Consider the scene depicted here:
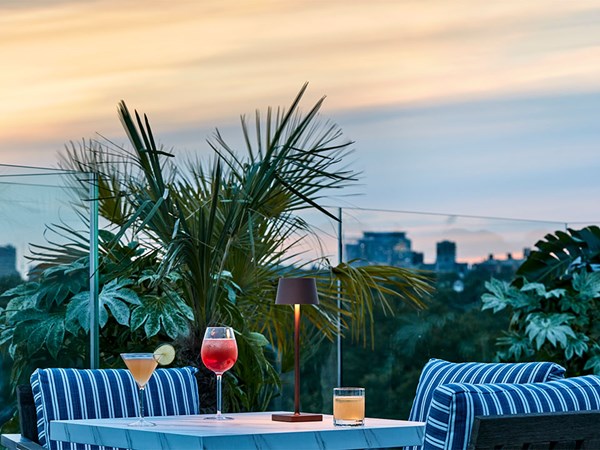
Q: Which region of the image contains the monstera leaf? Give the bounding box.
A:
[66,278,141,333]
[517,226,600,284]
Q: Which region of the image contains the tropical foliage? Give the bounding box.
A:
[0,85,433,425]
[481,226,600,375]
[0,275,24,430]
[0,247,190,379]
[341,268,511,419]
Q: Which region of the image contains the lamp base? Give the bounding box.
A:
[272,413,323,422]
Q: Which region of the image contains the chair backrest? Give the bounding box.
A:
[408,359,565,425]
[468,410,600,450]
[30,367,199,450]
[423,375,600,450]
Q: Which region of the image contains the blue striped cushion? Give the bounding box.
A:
[423,375,600,450]
[145,367,200,417]
[407,359,565,450]
[409,359,565,423]
[31,367,199,450]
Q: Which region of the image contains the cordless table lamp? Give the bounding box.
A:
[272,278,323,422]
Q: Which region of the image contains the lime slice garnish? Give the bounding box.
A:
[154,343,176,366]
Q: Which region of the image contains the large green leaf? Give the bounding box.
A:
[0,283,39,299]
[517,226,600,283]
[525,313,576,349]
[497,332,535,361]
[130,293,192,339]
[565,333,589,360]
[572,272,600,300]
[584,354,600,374]
[66,279,141,332]
[3,293,38,321]
[12,311,65,359]
[521,282,565,299]
[481,279,513,313]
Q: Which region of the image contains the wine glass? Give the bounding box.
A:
[201,326,238,420]
[121,353,159,426]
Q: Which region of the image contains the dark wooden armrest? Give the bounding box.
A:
[468,410,600,450]
[16,384,39,444]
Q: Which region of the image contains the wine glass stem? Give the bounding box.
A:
[139,386,146,421]
[216,374,223,418]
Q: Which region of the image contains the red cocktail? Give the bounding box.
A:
[201,326,238,420]
[201,338,238,374]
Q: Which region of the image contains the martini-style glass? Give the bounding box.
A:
[121,353,159,426]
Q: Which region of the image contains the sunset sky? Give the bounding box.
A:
[2,0,600,233]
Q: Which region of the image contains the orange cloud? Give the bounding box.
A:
[2,0,600,153]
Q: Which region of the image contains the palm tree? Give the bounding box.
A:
[54,84,433,411]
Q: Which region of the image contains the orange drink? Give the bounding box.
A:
[121,353,159,427]
[333,387,365,426]
[123,356,158,388]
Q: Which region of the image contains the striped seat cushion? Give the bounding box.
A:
[407,359,565,449]
[31,367,199,450]
[423,375,600,450]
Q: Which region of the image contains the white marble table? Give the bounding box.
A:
[49,411,425,450]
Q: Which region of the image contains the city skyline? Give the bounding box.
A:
[0,221,537,279]
[2,1,600,225]
[344,229,527,269]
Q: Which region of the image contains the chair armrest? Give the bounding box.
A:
[1,434,44,450]
[468,410,600,450]
[16,384,39,444]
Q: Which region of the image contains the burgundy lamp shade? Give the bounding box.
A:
[275,278,319,306]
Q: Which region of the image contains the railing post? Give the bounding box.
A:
[337,207,343,387]
[89,171,99,369]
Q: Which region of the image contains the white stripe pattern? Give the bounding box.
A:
[408,359,565,450]
[424,374,600,450]
[31,367,199,450]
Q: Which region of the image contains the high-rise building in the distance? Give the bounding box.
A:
[0,245,18,276]
[436,240,456,272]
[345,231,423,268]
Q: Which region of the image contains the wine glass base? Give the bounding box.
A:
[127,418,156,427]
[204,415,233,420]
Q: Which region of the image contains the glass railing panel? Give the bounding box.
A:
[0,165,93,430]
[0,167,90,279]
[339,208,582,419]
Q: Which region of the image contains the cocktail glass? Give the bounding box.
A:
[121,353,159,427]
[201,326,238,420]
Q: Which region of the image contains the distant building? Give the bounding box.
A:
[436,240,456,272]
[411,251,424,266]
[346,231,417,267]
[434,240,469,273]
[472,252,523,276]
[0,245,18,276]
[346,231,526,276]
